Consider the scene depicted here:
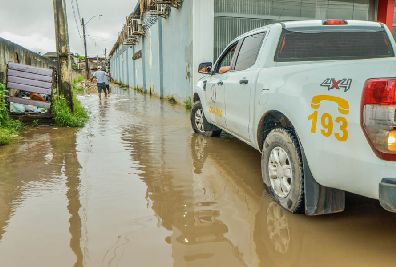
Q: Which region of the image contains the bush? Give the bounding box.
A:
[73,83,85,95]
[184,97,192,110]
[52,95,88,127]
[0,83,22,145]
[0,83,8,124]
[0,122,21,145]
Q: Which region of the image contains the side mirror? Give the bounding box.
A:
[198,62,212,74]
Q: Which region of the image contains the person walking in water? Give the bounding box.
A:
[104,70,111,95]
[91,66,109,99]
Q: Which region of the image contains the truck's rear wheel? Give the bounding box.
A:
[191,101,221,137]
[262,128,304,213]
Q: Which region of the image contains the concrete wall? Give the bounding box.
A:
[192,0,215,90]
[0,37,56,82]
[144,23,161,96]
[161,0,194,101]
[110,0,214,102]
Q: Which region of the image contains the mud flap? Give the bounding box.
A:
[379,178,396,213]
[301,150,345,216]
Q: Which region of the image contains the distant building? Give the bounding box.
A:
[42,52,58,62]
[43,52,78,67]
[88,57,106,70]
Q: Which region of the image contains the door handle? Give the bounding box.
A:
[239,79,249,85]
[217,81,224,86]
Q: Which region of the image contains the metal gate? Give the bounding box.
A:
[214,0,375,59]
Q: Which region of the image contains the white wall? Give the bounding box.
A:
[192,0,215,90]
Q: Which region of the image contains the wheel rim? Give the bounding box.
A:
[268,147,293,198]
[195,108,205,133]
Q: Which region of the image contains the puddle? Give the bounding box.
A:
[0,87,395,267]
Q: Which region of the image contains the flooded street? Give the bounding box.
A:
[0,87,396,267]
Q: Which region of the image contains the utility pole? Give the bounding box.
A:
[53,0,74,111]
[81,18,90,79]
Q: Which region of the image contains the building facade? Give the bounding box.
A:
[109,0,396,103]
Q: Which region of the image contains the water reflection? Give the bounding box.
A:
[0,128,83,266]
[190,134,396,267]
[122,121,249,266]
[60,131,84,267]
[0,91,396,266]
[124,113,396,267]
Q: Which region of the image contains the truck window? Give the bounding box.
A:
[215,42,238,74]
[275,30,394,62]
[234,32,266,71]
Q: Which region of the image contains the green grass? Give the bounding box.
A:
[184,97,192,110]
[73,75,86,95]
[52,94,88,127]
[0,83,22,145]
[133,86,145,94]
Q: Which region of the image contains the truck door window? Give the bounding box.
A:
[234,32,266,71]
[215,42,238,74]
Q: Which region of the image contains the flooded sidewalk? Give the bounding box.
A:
[0,87,396,267]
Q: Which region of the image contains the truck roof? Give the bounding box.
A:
[282,20,382,29]
[238,20,383,38]
[226,20,386,51]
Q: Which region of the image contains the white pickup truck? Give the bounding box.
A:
[191,20,396,215]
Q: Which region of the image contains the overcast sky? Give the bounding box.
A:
[0,0,137,57]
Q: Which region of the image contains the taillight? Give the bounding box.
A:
[323,19,348,25]
[361,78,396,161]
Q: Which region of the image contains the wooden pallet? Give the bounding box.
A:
[5,63,55,120]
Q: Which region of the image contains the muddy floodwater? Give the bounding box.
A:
[0,87,396,267]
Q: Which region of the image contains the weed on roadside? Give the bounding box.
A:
[0,83,22,145]
[134,86,145,94]
[73,75,85,84]
[52,95,88,127]
[73,75,86,95]
[184,97,192,110]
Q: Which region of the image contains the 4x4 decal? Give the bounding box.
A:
[321,78,352,92]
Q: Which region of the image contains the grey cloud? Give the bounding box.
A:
[0,0,136,56]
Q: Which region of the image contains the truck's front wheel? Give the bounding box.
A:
[262,128,304,213]
[191,101,221,137]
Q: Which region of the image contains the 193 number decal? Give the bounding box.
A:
[308,95,350,142]
[308,111,348,141]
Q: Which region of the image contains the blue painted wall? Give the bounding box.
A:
[110,1,194,102]
[143,22,161,96]
[160,0,193,101]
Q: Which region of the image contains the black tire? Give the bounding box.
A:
[261,128,304,213]
[191,101,222,137]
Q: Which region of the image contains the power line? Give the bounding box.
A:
[70,0,82,39]
[74,0,82,22]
